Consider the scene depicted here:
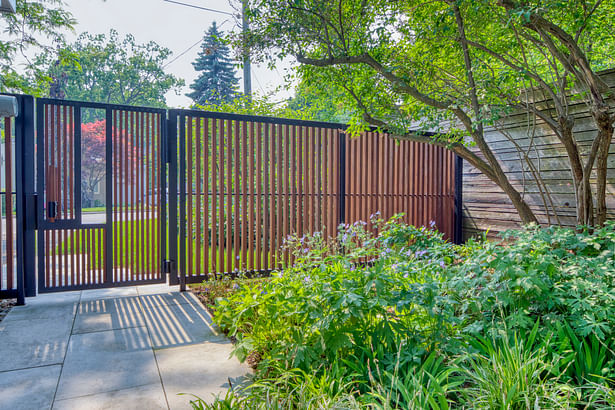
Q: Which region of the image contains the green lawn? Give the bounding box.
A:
[57,218,272,274]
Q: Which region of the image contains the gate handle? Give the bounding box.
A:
[47,201,57,220]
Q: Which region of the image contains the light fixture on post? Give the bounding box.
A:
[0,0,16,14]
[0,95,18,118]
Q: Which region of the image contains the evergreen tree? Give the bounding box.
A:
[188,22,239,105]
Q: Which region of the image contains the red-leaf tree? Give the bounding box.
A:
[81,121,135,207]
[81,121,106,207]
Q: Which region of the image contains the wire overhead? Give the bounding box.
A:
[162,0,235,16]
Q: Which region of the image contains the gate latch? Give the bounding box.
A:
[163,260,174,274]
[47,201,57,219]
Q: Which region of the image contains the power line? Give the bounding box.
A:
[162,0,234,16]
[163,18,231,69]
[163,38,203,69]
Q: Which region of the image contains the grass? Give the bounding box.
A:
[56,218,272,274]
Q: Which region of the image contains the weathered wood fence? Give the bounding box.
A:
[462,68,615,238]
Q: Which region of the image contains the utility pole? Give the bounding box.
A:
[242,0,252,99]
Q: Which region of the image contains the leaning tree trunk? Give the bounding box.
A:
[588,103,614,226]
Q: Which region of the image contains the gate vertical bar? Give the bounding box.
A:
[168,111,179,286]
[104,108,113,283]
[160,112,168,281]
[179,114,187,289]
[454,155,463,244]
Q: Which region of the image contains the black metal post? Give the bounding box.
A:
[160,113,168,280]
[104,108,113,284]
[338,132,346,227]
[36,99,46,293]
[18,95,36,299]
[178,114,186,291]
[454,155,463,244]
[167,110,180,288]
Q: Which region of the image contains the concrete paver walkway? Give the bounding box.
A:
[0,284,250,410]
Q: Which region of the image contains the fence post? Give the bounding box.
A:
[104,108,113,284]
[454,155,463,244]
[338,132,346,228]
[167,110,179,288]
[14,95,36,301]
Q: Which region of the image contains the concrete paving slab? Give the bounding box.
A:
[0,317,73,372]
[73,297,145,334]
[155,341,250,409]
[55,327,160,400]
[52,383,168,410]
[141,298,224,349]
[0,364,62,410]
[139,291,200,308]
[23,291,81,306]
[80,287,138,302]
[4,302,78,322]
[137,284,180,295]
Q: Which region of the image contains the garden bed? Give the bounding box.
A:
[192,216,615,408]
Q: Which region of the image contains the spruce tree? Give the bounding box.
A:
[187,22,239,105]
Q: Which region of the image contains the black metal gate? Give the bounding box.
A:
[36,99,167,292]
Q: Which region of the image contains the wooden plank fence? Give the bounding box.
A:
[462,68,615,238]
[174,112,458,282]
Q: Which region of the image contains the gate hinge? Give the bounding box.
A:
[163,260,174,274]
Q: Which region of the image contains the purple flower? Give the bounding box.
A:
[429,220,436,228]
[232,283,240,290]
[261,290,267,295]
[415,250,428,258]
[303,276,311,283]
[439,261,446,269]
[403,273,409,279]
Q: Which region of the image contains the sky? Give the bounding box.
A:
[62,0,295,107]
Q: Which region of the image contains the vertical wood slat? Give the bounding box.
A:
[195,117,201,277]
[154,113,160,277]
[113,110,118,282]
[203,119,209,275]
[187,116,193,278]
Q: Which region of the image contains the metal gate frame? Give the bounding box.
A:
[167,108,464,291]
[3,94,463,300]
[36,98,168,292]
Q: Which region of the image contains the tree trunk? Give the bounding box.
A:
[593,106,614,226]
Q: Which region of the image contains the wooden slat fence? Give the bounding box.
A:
[175,112,458,282]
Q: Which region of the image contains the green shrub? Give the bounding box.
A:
[201,218,615,408]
